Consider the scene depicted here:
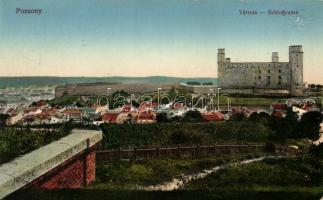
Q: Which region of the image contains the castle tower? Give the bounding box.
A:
[217,49,225,64]
[217,49,225,87]
[289,45,304,96]
[272,52,279,62]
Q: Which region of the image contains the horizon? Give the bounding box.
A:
[0,0,323,84]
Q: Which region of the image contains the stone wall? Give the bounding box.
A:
[55,82,177,98]
[218,62,291,89]
[0,130,102,199]
[26,146,96,189]
[178,83,217,94]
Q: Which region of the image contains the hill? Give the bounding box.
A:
[0,76,217,88]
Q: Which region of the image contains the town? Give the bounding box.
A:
[0,85,321,126]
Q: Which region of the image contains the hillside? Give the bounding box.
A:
[0,76,217,88]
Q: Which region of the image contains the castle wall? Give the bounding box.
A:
[218,62,291,89]
[55,83,177,98]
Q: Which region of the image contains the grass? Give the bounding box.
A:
[91,153,264,190]
[6,155,322,200]
[6,189,322,200]
[184,156,323,198]
[219,96,287,106]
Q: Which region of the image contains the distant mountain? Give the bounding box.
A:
[0,76,217,88]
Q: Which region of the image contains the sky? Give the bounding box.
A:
[0,0,323,84]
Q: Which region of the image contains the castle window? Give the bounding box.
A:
[258,76,261,80]
[258,70,261,73]
[278,69,281,73]
[267,80,271,85]
[278,81,282,85]
[268,70,270,73]
[278,75,282,79]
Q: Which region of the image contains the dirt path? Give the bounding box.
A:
[144,156,284,191]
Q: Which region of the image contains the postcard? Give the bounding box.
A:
[0,0,322,199]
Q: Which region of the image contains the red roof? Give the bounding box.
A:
[101,113,119,123]
[271,103,287,110]
[138,111,156,120]
[202,112,224,121]
[139,102,158,109]
[64,109,82,116]
[122,104,131,112]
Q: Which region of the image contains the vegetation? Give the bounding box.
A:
[47,95,79,107]
[186,81,201,85]
[0,114,10,126]
[100,122,270,148]
[184,154,323,199]
[308,84,323,92]
[0,125,71,164]
[250,110,323,142]
[100,110,322,148]
[92,154,261,190]
[0,76,216,88]
[7,189,321,200]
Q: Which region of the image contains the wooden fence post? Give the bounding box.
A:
[133,148,137,160]
[156,147,160,159]
[177,145,181,158]
[118,147,122,160]
[196,144,200,158]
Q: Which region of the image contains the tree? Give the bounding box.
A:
[309,143,323,158]
[248,112,271,125]
[0,114,10,126]
[186,81,201,86]
[230,113,246,121]
[156,112,170,123]
[182,110,205,122]
[168,86,177,100]
[298,111,323,141]
[308,84,316,89]
[269,109,299,141]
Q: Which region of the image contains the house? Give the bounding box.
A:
[139,102,158,111]
[202,111,224,122]
[137,110,156,123]
[122,104,137,112]
[101,112,119,123]
[271,103,287,111]
[62,108,83,122]
[116,112,138,123]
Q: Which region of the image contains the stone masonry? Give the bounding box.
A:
[217,45,305,96]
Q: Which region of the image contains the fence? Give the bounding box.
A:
[96,144,265,162]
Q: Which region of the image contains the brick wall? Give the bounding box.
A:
[26,146,97,189]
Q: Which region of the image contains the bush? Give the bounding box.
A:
[297,111,323,140]
[0,126,71,164]
[100,122,270,148]
[309,143,323,158]
[264,142,276,153]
